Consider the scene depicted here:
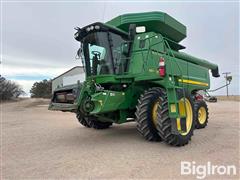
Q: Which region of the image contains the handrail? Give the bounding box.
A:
[163,38,188,120]
[140,35,182,117]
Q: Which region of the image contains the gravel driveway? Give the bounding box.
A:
[2,98,239,179]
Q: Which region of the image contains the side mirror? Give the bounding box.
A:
[76,47,83,59]
[128,24,136,40]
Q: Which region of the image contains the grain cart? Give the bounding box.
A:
[49,12,219,146]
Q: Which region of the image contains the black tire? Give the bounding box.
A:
[156,90,195,146]
[87,116,113,129]
[194,100,209,129]
[76,112,91,128]
[135,87,163,141]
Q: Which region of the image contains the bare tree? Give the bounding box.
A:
[0,76,25,101]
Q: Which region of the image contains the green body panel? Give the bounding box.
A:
[107,11,186,42]
[90,90,127,114]
[169,50,218,70]
[49,11,219,124]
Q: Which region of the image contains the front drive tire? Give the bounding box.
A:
[156,91,195,146]
[135,87,163,141]
[76,112,112,129]
[87,117,113,129]
[76,112,91,128]
[194,100,209,129]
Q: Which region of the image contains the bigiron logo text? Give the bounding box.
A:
[181,161,237,179]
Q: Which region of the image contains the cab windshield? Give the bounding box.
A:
[82,31,128,76]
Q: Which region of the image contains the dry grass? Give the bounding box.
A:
[216,95,240,101]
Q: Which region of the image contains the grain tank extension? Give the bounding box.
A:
[49,12,219,146]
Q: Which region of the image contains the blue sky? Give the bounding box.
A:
[1,1,239,96]
[6,75,50,81]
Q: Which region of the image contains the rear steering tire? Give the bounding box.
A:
[194,100,209,129]
[156,90,195,146]
[135,87,163,141]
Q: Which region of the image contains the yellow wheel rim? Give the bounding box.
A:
[198,107,207,124]
[152,101,159,127]
[176,98,193,136]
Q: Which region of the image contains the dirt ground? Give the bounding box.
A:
[1,98,239,179]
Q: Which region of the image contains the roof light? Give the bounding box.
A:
[86,27,91,32]
[136,26,146,33]
[95,25,100,30]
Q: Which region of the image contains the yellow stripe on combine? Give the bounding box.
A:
[178,79,209,87]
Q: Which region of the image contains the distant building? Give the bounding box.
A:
[52,66,85,92]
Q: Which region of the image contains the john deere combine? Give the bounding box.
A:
[49,12,219,146]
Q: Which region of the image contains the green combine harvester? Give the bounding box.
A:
[49,12,219,146]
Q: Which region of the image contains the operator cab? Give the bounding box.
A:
[74,22,131,77]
